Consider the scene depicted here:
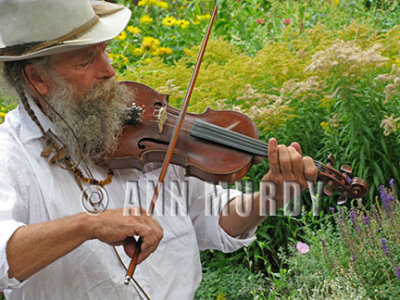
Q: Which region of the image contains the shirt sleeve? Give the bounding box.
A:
[0,136,30,289]
[183,170,256,252]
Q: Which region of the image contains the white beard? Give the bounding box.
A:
[46,75,132,162]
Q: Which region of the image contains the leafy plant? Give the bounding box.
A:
[272,180,400,299]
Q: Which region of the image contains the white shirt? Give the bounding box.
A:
[0,101,255,300]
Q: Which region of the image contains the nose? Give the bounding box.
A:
[96,50,115,80]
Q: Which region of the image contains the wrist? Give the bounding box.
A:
[76,213,96,241]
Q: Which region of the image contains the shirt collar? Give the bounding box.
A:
[19,94,55,143]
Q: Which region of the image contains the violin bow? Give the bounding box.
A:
[124,5,219,285]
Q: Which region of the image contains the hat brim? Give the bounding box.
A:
[0,6,131,62]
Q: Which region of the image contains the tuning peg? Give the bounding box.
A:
[337,195,348,205]
[324,184,333,196]
[327,154,335,166]
[350,178,369,198]
[340,165,352,175]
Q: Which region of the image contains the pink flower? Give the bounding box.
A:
[296,241,310,254]
[237,0,242,2]
[283,18,291,25]
[256,19,264,24]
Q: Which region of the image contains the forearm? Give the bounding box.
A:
[6,213,91,281]
[219,192,266,238]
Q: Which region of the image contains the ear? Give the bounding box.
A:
[23,64,50,95]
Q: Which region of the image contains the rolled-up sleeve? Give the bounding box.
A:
[186,174,256,252]
[0,220,25,289]
[0,141,29,289]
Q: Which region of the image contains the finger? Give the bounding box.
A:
[290,142,302,155]
[268,138,280,174]
[278,145,292,177]
[137,236,160,264]
[288,146,303,178]
[303,156,318,182]
[123,237,137,258]
[128,207,147,217]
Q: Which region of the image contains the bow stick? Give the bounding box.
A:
[124,5,219,285]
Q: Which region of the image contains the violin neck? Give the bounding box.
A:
[190,120,325,173]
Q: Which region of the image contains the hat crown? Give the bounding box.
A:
[0,0,95,48]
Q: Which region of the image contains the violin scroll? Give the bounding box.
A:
[318,154,369,204]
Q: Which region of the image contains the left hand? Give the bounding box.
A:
[262,138,318,204]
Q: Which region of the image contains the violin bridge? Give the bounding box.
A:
[157,106,168,133]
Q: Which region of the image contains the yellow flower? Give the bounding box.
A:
[197,14,211,21]
[140,15,153,24]
[144,58,153,64]
[157,47,173,55]
[216,294,226,300]
[131,48,144,56]
[127,26,141,35]
[178,19,189,29]
[191,19,200,25]
[320,121,328,131]
[138,0,154,6]
[162,16,178,27]
[116,30,127,41]
[183,48,194,56]
[121,54,129,65]
[141,36,161,51]
[156,1,168,9]
[332,0,339,6]
[138,0,167,8]
[0,112,6,118]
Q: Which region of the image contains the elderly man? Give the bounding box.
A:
[0,0,317,299]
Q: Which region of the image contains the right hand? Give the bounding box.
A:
[88,207,163,264]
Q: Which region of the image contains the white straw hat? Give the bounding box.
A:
[0,0,131,62]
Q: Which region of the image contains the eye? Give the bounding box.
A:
[79,57,94,67]
[80,61,90,67]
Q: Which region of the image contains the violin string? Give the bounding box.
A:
[137,107,329,174]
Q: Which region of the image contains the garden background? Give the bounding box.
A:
[1,0,400,299]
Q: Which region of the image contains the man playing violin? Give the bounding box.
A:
[0,0,317,299]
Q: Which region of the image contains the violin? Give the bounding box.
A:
[98,81,369,202]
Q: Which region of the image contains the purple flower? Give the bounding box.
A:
[349,208,360,233]
[362,215,370,225]
[380,185,394,210]
[395,266,400,282]
[389,178,394,189]
[329,207,336,213]
[380,238,390,256]
[296,241,310,254]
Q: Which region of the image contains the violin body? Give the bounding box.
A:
[99,81,260,182]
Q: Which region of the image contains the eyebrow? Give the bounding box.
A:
[77,47,98,62]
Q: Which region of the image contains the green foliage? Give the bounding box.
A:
[0,88,17,124]
[271,181,400,299]
[194,251,268,299]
